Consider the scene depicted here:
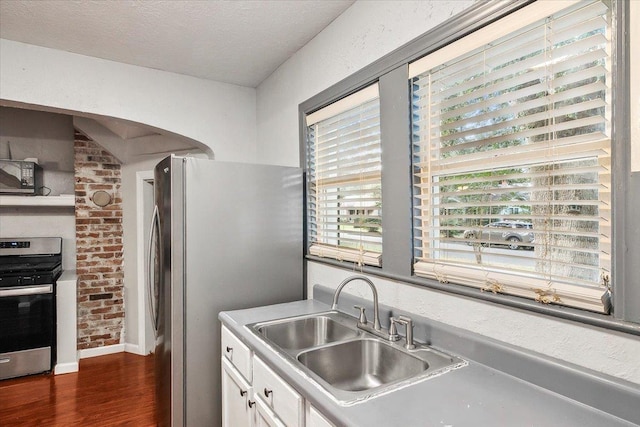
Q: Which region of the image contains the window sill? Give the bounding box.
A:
[306,255,640,337]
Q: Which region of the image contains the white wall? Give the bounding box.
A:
[0,207,76,270]
[0,39,257,163]
[256,0,473,167]
[256,0,640,384]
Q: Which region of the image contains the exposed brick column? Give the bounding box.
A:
[74,130,124,350]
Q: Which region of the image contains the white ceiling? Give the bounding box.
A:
[0,0,355,88]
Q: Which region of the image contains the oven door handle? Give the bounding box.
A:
[147,204,160,337]
[0,285,53,297]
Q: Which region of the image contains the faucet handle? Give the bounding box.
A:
[388,317,400,341]
[353,305,368,325]
[395,315,416,349]
[398,315,413,325]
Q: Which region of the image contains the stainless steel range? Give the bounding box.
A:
[0,237,62,380]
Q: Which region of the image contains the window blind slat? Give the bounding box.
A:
[421,45,607,111]
[415,161,607,187]
[433,80,607,137]
[413,261,609,313]
[316,132,380,155]
[316,163,381,177]
[312,172,380,188]
[416,138,608,175]
[317,115,380,144]
[309,244,382,267]
[427,82,549,126]
[425,30,607,103]
[317,101,380,128]
[316,145,381,165]
[408,0,584,78]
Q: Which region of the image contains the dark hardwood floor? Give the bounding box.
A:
[0,352,157,426]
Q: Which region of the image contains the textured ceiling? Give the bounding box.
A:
[0,0,354,88]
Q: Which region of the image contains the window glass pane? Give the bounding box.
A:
[411,0,612,312]
[307,85,383,267]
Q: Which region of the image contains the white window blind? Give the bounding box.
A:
[410,0,612,313]
[306,83,382,267]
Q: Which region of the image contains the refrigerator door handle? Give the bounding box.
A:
[147,203,160,337]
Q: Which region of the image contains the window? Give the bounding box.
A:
[306,83,383,267]
[410,1,612,313]
[302,0,637,328]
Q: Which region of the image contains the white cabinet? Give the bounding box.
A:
[221,325,334,427]
[222,358,254,427]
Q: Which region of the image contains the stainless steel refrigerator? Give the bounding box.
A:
[148,155,303,426]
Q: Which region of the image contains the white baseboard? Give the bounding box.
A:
[77,343,149,359]
[54,361,79,375]
[78,344,125,359]
[124,343,145,355]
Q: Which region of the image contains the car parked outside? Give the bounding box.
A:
[463,220,534,250]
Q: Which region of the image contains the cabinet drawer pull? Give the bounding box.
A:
[264,388,273,398]
[248,400,255,408]
[226,346,232,353]
[239,390,247,397]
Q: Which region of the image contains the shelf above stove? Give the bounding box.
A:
[0,195,75,207]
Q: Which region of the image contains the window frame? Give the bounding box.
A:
[305,83,384,267]
[409,0,614,314]
[299,0,638,334]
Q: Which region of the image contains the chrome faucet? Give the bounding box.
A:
[331,276,419,347]
[331,275,383,335]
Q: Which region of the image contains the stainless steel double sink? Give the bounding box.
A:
[248,311,465,402]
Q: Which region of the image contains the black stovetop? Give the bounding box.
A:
[0,255,63,287]
[0,260,62,275]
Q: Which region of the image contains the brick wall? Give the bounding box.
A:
[74,131,124,349]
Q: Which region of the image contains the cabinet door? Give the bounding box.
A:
[255,397,286,427]
[253,356,303,427]
[222,358,254,427]
[307,404,335,427]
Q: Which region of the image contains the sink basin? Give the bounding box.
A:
[249,311,465,402]
[297,338,428,391]
[254,312,359,351]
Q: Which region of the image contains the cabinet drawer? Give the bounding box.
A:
[253,356,303,427]
[221,325,252,382]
